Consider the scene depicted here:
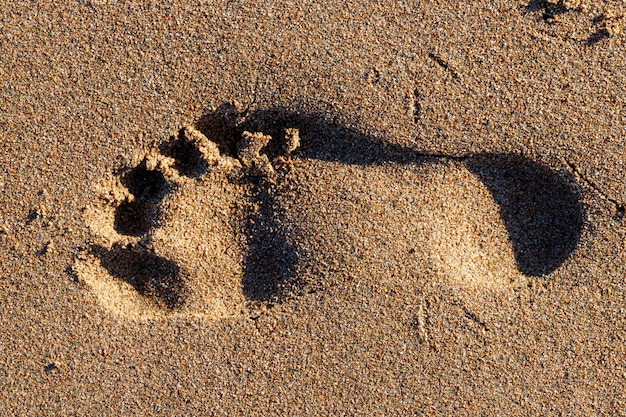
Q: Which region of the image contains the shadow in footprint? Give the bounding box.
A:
[241,180,300,302]
[160,128,209,178]
[114,163,170,236]
[93,244,187,309]
[238,107,421,166]
[587,14,612,45]
[115,200,162,237]
[120,162,170,200]
[524,0,572,22]
[195,103,242,158]
[586,30,610,45]
[465,154,584,276]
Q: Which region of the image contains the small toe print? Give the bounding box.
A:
[113,163,170,237]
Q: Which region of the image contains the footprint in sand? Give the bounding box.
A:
[74,107,584,320]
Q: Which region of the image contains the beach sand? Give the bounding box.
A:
[1,1,625,415]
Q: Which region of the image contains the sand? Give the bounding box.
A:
[1,0,625,415]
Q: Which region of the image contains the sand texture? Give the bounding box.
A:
[1,1,626,415]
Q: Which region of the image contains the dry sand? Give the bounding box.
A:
[1,0,626,415]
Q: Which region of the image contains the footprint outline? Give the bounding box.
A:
[75,106,585,320]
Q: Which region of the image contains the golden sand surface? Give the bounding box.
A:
[1,1,625,415]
